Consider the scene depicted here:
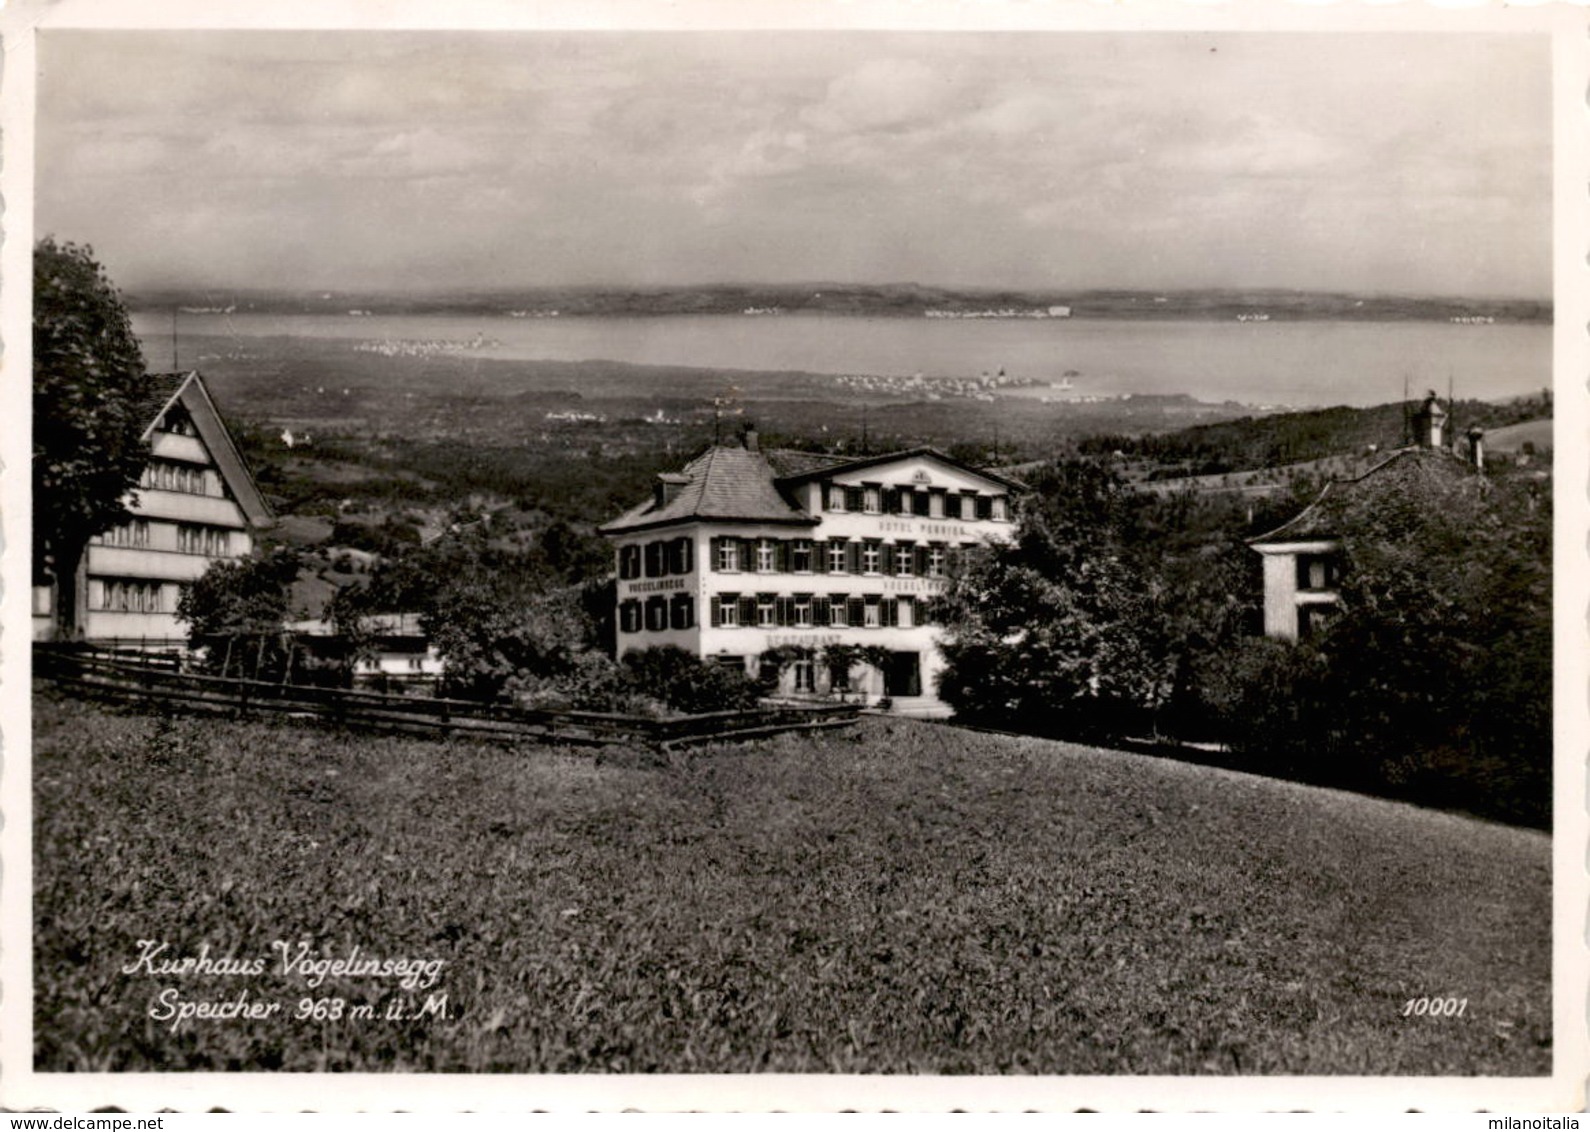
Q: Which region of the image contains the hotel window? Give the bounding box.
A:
[882,488,901,515]
[757,594,777,627]
[962,491,980,519]
[928,491,946,519]
[714,594,740,627]
[827,483,847,512]
[645,596,669,632]
[791,540,813,573]
[828,539,849,574]
[98,579,163,614]
[845,486,865,512]
[991,495,1009,521]
[944,493,963,520]
[975,495,994,521]
[793,594,814,627]
[897,597,916,629]
[668,537,693,575]
[100,520,151,549]
[757,539,777,573]
[644,541,665,578]
[716,538,740,573]
[863,597,882,628]
[793,660,816,693]
[912,490,931,517]
[862,541,882,575]
[619,545,642,579]
[620,600,642,633]
[894,541,914,577]
[928,544,947,578]
[669,594,695,630]
[863,485,882,514]
[829,594,849,627]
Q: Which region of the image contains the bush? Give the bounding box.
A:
[620,646,759,715]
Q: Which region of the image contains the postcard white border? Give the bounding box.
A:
[1,0,1585,1113]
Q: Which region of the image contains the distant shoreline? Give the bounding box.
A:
[128,285,1552,326]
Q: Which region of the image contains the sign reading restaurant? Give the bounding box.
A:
[598,434,1022,716]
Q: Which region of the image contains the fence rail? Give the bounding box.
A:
[33,646,860,751]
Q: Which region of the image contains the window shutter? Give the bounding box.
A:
[913,491,931,517]
[848,596,866,625]
[880,544,894,574]
[813,596,830,624]
[739,595,756,625]
[812,540,827,573]
[847,541,862,574]
[976,495,992,520]
[776,540,790,573]
[914,545,929,575]
[776,596,793,626]
[742,538,756,569]
[710,596,722,627]
[710,537,723,571]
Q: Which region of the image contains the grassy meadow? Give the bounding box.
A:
[33,691,1550,1075]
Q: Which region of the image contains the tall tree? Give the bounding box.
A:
[33,238,152,635]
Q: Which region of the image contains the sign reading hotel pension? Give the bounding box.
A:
[876,520,977,540]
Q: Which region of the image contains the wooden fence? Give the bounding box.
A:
[33,647,860,752]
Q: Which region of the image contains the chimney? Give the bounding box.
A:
[1413,390,1448,449]
[655,472,689,508]
[742,421,760,453]
[1467,425,1486,471]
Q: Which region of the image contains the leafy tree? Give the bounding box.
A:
[1218,456,1551,826]
[176,548,303,680]
[934,460,1169,737]
[33,238,153,634]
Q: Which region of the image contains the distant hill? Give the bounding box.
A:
[127,283,1552,325]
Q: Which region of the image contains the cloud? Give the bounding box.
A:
[801,58,962,135]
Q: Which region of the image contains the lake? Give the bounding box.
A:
[133,311,1553,409]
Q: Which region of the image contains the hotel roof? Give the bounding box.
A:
[600,442,1025,536]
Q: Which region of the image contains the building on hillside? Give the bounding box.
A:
[1249,394,1483,640]
[598,429,1022,716]
[32,371,273,647]
[285,612,444,690]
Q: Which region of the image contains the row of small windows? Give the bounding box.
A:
[824,483,1008,521]
[99,520,151,548]
[619,594,697,634]
[93,578,166,613]
[618,537,693,580]
[178,524,232,556]
[710,593,919,630]
[712,537,960,578]
[95,521,232,556]
[140,459,219,497]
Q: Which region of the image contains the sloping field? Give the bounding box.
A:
[32,693,1549,1075]
[1484,418,1553,454]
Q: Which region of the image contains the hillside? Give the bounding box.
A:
[1082,393,1553,477]
[34,694,1550,1075]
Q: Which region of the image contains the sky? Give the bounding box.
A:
[34,29,1552,298]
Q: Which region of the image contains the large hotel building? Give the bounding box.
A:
[599,430,1020,715]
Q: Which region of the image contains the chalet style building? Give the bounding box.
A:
[1250,392,1481,639]
[599,430,1021,715]
[32,371,272,646]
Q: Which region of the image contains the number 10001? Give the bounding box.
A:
[1403,997,1467,1017]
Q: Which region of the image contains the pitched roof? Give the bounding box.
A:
[764,448,852,478]
[140,370,273,529]
[1249,448,1475,546]
[599,444,817,535]
[131,371,194,435]
[772,445,1029,492]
